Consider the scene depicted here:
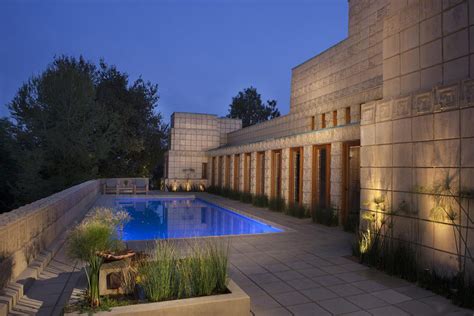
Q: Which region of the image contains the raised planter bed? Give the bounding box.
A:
[65,279,249,316]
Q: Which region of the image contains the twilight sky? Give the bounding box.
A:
[0,0,348,122]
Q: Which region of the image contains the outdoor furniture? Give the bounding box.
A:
[103,179,119,194]
[134,178,149,195]
[102,178,149,195]
[118,179,134,194]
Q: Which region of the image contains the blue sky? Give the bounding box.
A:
[0,0,348,122]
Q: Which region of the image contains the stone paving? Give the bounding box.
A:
[10,193,473,315]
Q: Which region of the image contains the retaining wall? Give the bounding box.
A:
[0,180,101,285]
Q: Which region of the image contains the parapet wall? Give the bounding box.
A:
[0,180,101,285]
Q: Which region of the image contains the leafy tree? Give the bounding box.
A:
[0,119,19,212]
[95,61,168,178]
[3,56,167,212]
[226,86,280,127]
[9,56,109,203]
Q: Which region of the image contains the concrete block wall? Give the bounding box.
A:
[360,78,474,274]
[165,113,241,188]
[382,0,474,98]
[290,0,388,116]
[0,180,100,285]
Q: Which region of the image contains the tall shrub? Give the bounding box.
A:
[67,208,129,307]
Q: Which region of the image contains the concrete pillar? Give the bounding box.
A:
[250,152,257,195]
[331,142,343,210]
[281,148,290,204]
[303,145,313,207]
[264,150,272,198]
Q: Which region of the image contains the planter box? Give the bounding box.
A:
[66,279,250,316]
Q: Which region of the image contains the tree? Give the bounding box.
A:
[226,87,280,127]
[3,55,168,211]
[95,61,168,179]
[9,56,109,203]
[0,119,19,212]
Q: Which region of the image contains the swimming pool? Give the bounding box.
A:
[115,198,283,240]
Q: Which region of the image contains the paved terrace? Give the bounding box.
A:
[10,193,473,315]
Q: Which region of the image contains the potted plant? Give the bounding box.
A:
[67,208,130,307]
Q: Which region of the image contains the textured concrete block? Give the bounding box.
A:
[461,107,474,137]
[401,72,421,95]
[411,114,434,141]
[443,29,469,61]
[420,14,442,44]
[392,118,412,143]
[383,55,400,80]
[461,138,474,167]
[434,110,460,139]
[421,65,443,90]
[443,56,469,83]
[360,146,376,167]
[383,77,401,98]
[401,48,420,75]
[442,2,468,35]
[433,139,460,167]
[383,33,400,59]
[420,0,441,19]
[374,144,393,167]
[420,39,442,68]
[361,125,376,146]
[376,121,393,144]
[361,167,392,190]
[401,24,419,52]
[414,142,434,167]
[393,143,413,167]
[471,54,474,79]
[393,167,413,191]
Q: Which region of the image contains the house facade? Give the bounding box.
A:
[164,0,474,274]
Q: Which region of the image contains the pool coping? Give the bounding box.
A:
[109,193,294,243]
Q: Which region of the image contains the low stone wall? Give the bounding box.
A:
[0,180,101,285]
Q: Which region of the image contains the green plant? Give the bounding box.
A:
[206,185,222,195]
[229,189,241,200]
[312,205,338,226]
[221,187,232,198]
[268,196,286,212]
[343,210,360,232]
[67,208,129,307]
[239,192,253,203]
[285,203,309,218]
[137,239,230,302]
[139,241,177,302]
[252,194,268,207]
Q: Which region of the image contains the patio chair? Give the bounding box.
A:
[133,178,149,195]
[103,179,119,195]
[118,179,134,194]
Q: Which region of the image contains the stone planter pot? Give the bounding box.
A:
[65,279,250,316]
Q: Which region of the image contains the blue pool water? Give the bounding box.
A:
[115,198,282,241]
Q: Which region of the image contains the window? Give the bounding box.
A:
[202,163,208,179]
[321,113,326,129]
[333,110,337,127]
[310,116,315,130]
[345,107,351,124]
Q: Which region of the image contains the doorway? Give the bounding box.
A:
[289,147,303,205]
[312,144,331,209]
[342,141,360,230]
[271,150,282,198]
